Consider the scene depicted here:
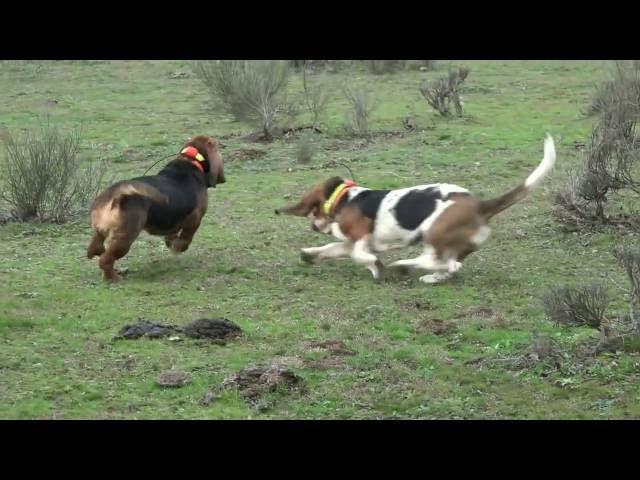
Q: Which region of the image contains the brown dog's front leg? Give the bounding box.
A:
[165,232,179,250]
[168,222,201,253]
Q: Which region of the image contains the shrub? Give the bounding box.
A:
[614,247,640,333]
[542,284,609,330]
[1,121,105,223]
[553,61,640,228]
[343,85,375,136]
[296,138,315,164]
[419,67,470,116]
[193,60,294,139]
[302,62,331,128]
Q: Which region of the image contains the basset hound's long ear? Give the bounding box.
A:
[275,187,323,216]
[207,138,225,185]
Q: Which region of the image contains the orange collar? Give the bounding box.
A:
[190,160,204,174]
[180,146,205,174]
[323,180,357,217]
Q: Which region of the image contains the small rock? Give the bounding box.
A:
[156,371,192,388]
[200,390,219,406]
[416,318,457,336]
[463,306,494,319]
[306,340,355,356]
[169,71,189,79]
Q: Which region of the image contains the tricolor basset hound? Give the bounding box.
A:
[276,135,556,284]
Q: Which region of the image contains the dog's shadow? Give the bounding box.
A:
[120,253,215,283]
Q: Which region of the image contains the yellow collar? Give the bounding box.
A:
[323,180,356,216]
[180,146,205,163]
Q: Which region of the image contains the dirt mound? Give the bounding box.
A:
[115,318,242,343]
[415,318,457,336]
[226,148,267,162]
[114,321,179,340]
[306,340,355,356]
[184,318,242,341]
[462,306,494,319]
[222,365,304,402]
[304,356,346,370]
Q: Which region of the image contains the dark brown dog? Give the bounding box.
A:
[87,135,225,281]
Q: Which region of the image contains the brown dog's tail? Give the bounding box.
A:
[110,181,168,209]
[479,134,556,220]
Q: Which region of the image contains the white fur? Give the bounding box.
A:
[419,271,452,284]
[471,225,491,246]
[350,236,381,279]
[524,134,556,189]
[302,242,351,259]
[365,184,468,253]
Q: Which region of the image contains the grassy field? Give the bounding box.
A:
[2,60,639,419]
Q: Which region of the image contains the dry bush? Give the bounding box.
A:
[419,67,470,116]
[343,85,375,137]
[193,60,294,139]
[302,62,331,128]
[553,61,640,229]
[1,122,106,223]
[614,247,640,333]
[296,138,315,164]
[542,284,609,330]
[588,61,640,117]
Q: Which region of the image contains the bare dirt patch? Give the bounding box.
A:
[225,148,267,162]
[156,371,193,388]
[222,365,304,404]
[306,340,355,356]
[415,318,458,336]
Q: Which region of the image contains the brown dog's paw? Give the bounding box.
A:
[300,250,315,264]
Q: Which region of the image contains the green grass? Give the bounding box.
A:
[1,60,640,419]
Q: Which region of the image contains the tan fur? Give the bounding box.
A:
[425,196,484,262]
[478,184,528,220]
[90,182,167,235]
[337,207,374,242]
[112,183,168,208]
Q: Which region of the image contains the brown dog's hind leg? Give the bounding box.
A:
[99,233,137,282]
[87,231,106,259]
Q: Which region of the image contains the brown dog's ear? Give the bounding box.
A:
[275,185,324,216]
[275,200,313,216]
[207,138,225,185]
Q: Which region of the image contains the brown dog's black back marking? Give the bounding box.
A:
[129,161,206,231]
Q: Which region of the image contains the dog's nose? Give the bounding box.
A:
[274,209,280,215]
